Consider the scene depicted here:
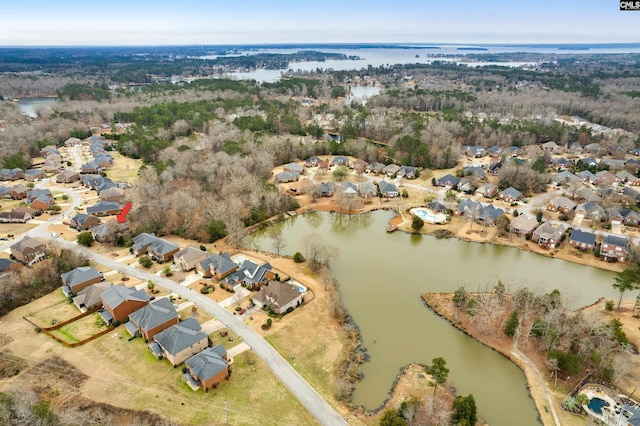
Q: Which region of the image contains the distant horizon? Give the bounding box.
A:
[2,0,638,46]
[2,42,640,49]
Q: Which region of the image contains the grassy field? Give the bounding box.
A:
[49,312,110,343]
[104,153,142,183]
[26,292,79,327]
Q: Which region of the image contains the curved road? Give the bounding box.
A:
[5,184,346,425]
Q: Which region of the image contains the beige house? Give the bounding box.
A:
[10,237,47,265]
[173,246,208,271]
[253,281,303,315]
[149,318,209,366]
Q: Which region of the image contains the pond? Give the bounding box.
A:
[250,210,617,426]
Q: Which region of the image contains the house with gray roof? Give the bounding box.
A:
[127,298,179,341]
[100,285,150,324]
[197,252,239,279]
[623,187,640,203]
[617,170,640,186]
[91,219,129,243]
[131,233,179,263]
[358,181,377,198]
[87,201,121,216]
[576,187,600,203]
[71,212,101,231]
[531,223,568,248]
[330,156,349,167]
[378,180,398,198]
[0,258,18,276]
[547,197,577,213]
[340,181,358,196]
[275,171,300,183]
[577,170,597,183]
[488,146,503,157]
[283,163,304,174]
[24,169,46,181]
[576,201,606,221]
[221,260,275,290]
[253,281,303,315]
[366,162,386,174]
[500,187,523,202]
[464,146,485,157]
[569,229,596,251]
[436,174,460,189]
[552,171,580,185]
[316,182,335,197]
[397,165,418,179]
[150,317,209,366]
[304,156,321,167]
[600,235,629,262]
[73,282,111,312]
[510,214,539,235]
[99,187,125,204]
[183,345,229,391]
[463,166,485,179]
[56,169,80,184]
[174,246,208,271]
[600,158,626,170]
[61,266,103,295]
[608,208,640,226]
[457,178,475,194]
[477,204,504,226]
[0,168,24,181]
[427,201,447,213]
[596,170,620,186]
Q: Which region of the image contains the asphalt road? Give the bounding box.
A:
[19,186,346,425]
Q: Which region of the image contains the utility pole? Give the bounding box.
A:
[224,401,228,425]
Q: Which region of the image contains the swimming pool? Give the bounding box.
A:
[588,397,610,415]
[410,208,447,224]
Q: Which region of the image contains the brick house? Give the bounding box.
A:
[100,285,150,324]
[126,298,179,341]
[600,235,629,262]
[183,345,229,391]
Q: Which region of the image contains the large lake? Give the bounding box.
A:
[250,210,619,426]
[18,97,57,118]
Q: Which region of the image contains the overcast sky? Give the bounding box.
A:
[1,0,638,46]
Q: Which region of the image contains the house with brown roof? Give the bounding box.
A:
[56,170,80,184]
[10,237,46,265]
[183,345,229,391]
[0,207,37,223]
[475,183,498,198]
[87,201,121,217]
[100,285,150,324]
[127,298,179,341]
[174,246,208,271]
[7,185,28,200]
[71,213,101,231]
[149,318,209,366]
[510,214,539,235]
[91,219,129,243]
[531,223,569,249]
[73,282,111,311]
[253,281,303,315]
[98,187,125,204]
[288,178,314,195]
[547,197,577,213]
[595,170,620,186]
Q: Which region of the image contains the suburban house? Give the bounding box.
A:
[397,165,418,179]
[382,164,401,177]
[71,213,101,231]
[547,197,577,213]
[0,168,24,181]
[7,184,29,200]
[427,201,447,213]
[576,170,598,184]
[463,166,485,179]
[552,171,580,185]
[149,317,209,366]
[24,169,46,181]
[623,187,640,203]
[253,281,303,315]
[0,258,18,276]
[127,298,179,341]
[358,181,377,198]
[30,194,54,211]
[221,259,275,290]
[173,246,208,271]
[91,219,129,243]
[81,162,101,174]
[41,145,60,157]
[436,174,460,189]
[183,345,229,391]
[10,237,47,265]
[100,284,150,324]
[340,181,358,196]
[488,145,503,157]
[288,178,314,195]
[43,155,62,172]
[576,187,601,203]
[541,141,561,153]
[73,282,111,311]
[56,170,81,184]
[0,207,37,223]
[584,143,606,156]
[608,208,640,226]
[576,201,607,221]
[99,187,126,204]
[61,266,103,295]
[488,162,503,175]
[598,187,617,199]
[330,156,349,167]
[304,156,321,167]
[275,171,300,183]
[378,180,398,198]
[595,170,620,186]
[197,252,239,279]
[457,178,474,194]
[616,170,640,185]
[510,214,539,235]
[464,146,485,157]
[531,223,569,248]
[283,162,304,174]
[87,201,121,216]
[366,162,386,174]
[476,183,498,198]
[351,159,368,172]
[600,235,629,262]
[568,229,597,251]
[601,159,626,170]
[499,187,523,203]
[131,233,180,262]
[316,182,335,197]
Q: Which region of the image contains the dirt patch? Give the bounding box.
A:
[0,334,14,347]
[22,356,88,389]
[0,351,25,379]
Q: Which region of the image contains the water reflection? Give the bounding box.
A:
[303,211,323,228]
